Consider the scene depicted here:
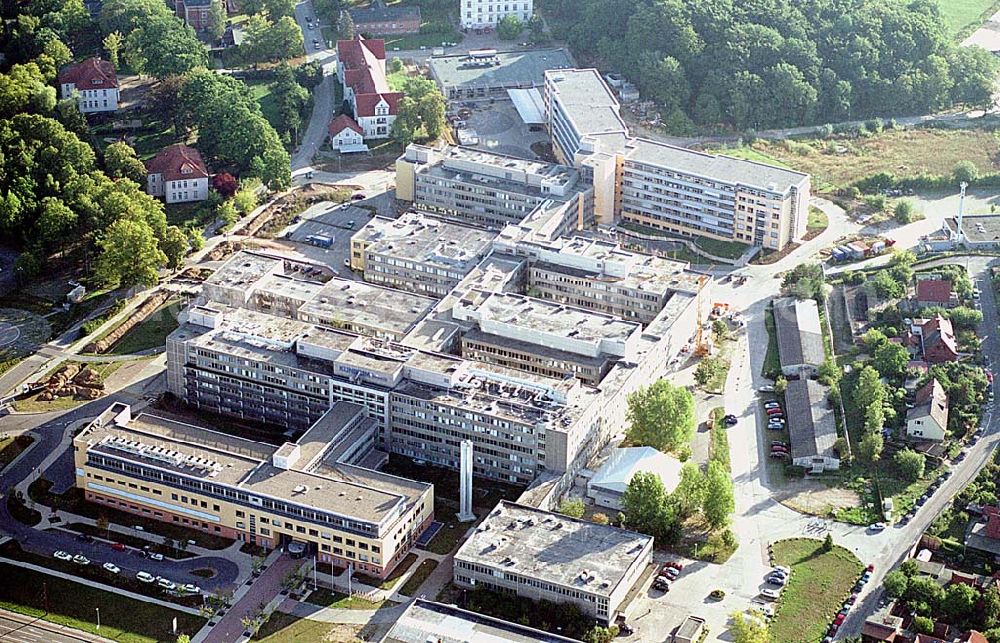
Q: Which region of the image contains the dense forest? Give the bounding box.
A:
[542,0,999,130]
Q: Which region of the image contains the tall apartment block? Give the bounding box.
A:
[395,144,592,232]
[543,68,812,251]
[349,212,497,297]
[75,402,433,579]
[460,0,532,29]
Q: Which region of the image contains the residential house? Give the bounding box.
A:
[861,612,904,643]
[347,5,421,35]
[916,632,948,643]
[336,36,403,140]
[174,0,217,32]
[962,631,989,643]
[785,379,840,472]
[146,144,210,204]
[772,297,825,377]
[966,505,1000,556]
[916,278,956,308]
[904,316,960,364]
[57,58,119,114]
[328,114,367,152]
[905,379,949,442]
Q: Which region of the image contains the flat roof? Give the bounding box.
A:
[786,379,837,460]
[429,48,575,92]
[298,278,437,337]
[945,215,1000,243]
[78,404,430,526]
[386,599,580,643]
[205,252,281,290]
[456,501,651,598]
[353,212,496,270]
[624,138,809,194]
[545,68,628,138]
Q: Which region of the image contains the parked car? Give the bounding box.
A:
[866,564,875,573]
[771,441,788,448]
[665,561,684,571]
[771,446,789,455]
[617,622,635,636]
[868,523,886,532]
[724,414,738,426]
[351,193,366,201]
[156,577,176,591]
[179,583,201,595]
[75,533,94,543]
[766,574,787,586]
[103,562,121,574]
[663,566,680,580]
[136,571,156,583]
[759,385,775,393]
[653,576,670,591]
[72,554,90,566]
[767,423,785,431]
[769,452,788,459]
[766,409,785,418]
[834,614,846,626]
[760,588,782,600]
[772,566,791,576]
[53,550,72,562]
[149,552,164,561]
[764,401,782,410]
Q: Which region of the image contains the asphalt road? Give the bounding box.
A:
[0,392,240,593]
[0,612,103,643]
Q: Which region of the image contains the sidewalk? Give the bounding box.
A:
[0,606,113,642]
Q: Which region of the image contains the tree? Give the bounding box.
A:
[703,460,734,528]
[942,583,980,625]
[712,319,728,343]
[161,225,190,269]
[497,14,523,40]
[95,218,166,287]
[893,449,925,482]
[894,199,916,224]
[104,141,146,183]
[103,31,124,68]
[37,197,78,248]
[337,10,355,40]
[176,635,191,643]
[822,532,834,552]
[583,626,619,643]
[558,498,585,519]
[621,471,680,544]
[883,570,909,598]
[984,585,1000,629]
[213,172,239,198]
[625,379,696,453]
[126,15,207,77]
[873,342,909,380]
[774,376,788,394]
[216,200,239,228]
[904,576,946,613]
[232,178,263,214]
[672,462,706,518]
[730,611,769,643]
[416,91,447,139]
[0,63,57,119]
[899,559,918,577]
[953,160,980,185]
[208,0,226,41]
[859,430,884,464]
[271,63,310,142]
[264,0,296,19]
[949,45,998,110]
[869,270,904,299]
[100,0,173,36]
[694,357,726,388]
[912,615,934,635]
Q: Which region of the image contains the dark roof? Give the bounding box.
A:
[329,113,363,136]
[355,91,403,117]
[785,379,837,461]
[916,279,952,304]
[58,57,118,90]
[348,4,420,24]
[146,144,209,182]
[773,298,824,370]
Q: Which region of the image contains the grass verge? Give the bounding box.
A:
[107,299,182,355]
[763,306,781,379]
[398,559,438,597]
[0,561,204,643]
[352,552,416,591]
[769,538,864,643]
[936,0,1000,38]
[0,435,34,470]
[304,588,384,610]
[692,236,750,260]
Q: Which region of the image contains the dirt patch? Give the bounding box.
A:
[775,478,861,517]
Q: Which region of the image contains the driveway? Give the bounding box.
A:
[292,0,338,172]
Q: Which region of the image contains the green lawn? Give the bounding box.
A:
[692,236,750,260]
[0,562,204,643]
[0,435,34,470]
[253,612,360,641]
[248,79,282,133]
[763,306,781,379]
[769,539,864,643]
[379,0,464,51]
[935,0,1000,37]
[807,205,829,232]
[352,552,416,591]
[304,588,384,610]
[108,299,183,355]
[398,559,438,597]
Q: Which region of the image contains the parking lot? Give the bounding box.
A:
[278,201,374,278]
[460,100,550,160]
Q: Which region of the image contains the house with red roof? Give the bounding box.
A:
[336,36,403,140]
[915,278,956,308]
[58,58,119,114]
[146,144,210,204]
[328,114,367,152]
[905,316,960,364]
[174,0,218,32]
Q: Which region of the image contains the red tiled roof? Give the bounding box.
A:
[920,315,958,360]
[964,631,989,643]
[336,36,385,70]
[145,144,209,182]
[916,279,953,304]
[58,58,118,90]
[354,92,403,117]
[915,634,947,643]
[328,114,363,136]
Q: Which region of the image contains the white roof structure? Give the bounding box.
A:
[508,87,545,124]
[589,447,682,497]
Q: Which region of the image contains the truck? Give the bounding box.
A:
[306,234,333,249]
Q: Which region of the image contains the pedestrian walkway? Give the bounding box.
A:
[194,551,300,643]
[0,555,202,614]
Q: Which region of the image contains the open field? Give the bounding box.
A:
[770,539,864,643]
[304,588,384,610]
[713,127,1000,191]
[0,562,204,643]
[936,0,1000,37]
[254,612,364,642]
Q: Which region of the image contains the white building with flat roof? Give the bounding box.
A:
[460,0,533,29]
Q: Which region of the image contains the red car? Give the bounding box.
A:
[834,614,846,625]
[110,542,127,552]
[866,564,875,573]
[766,407,784,416]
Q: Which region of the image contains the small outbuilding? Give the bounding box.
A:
[587,446,683,511]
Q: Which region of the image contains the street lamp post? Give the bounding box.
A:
[96,607,100,631]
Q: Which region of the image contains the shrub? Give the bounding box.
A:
[953,160,979,185]
[591,513,610,525]
[558,498,585,519]
[913,615,934,634]
[894,199,916,224]
[822,532,834,552]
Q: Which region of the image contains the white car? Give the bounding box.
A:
[148,552,164,561]
[748,602,775,618]
[759,385,775,393]
[764,401,782,410]
[869,522,886,532]
[72,554,90,566]
[759,588,782,600]
[53,550,72,562]
[179,583,201,595]
[772,566,791,576]
[103,562,121,574]
[157,577,176,591]
[136,571,156,583]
